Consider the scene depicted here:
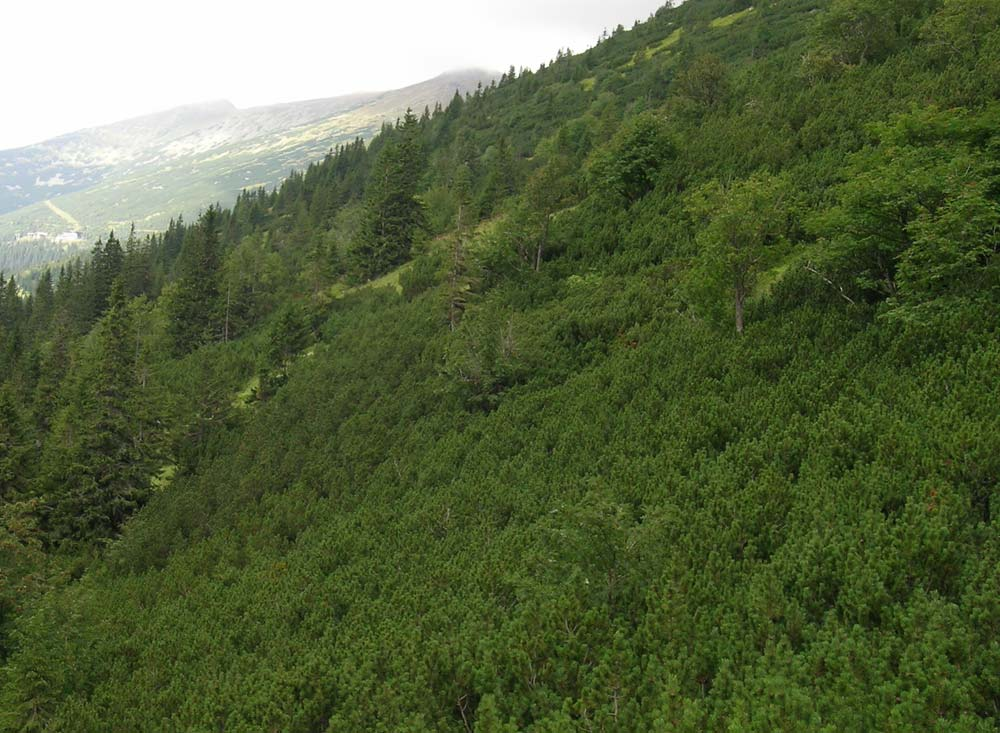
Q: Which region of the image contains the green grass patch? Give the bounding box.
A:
[710,7,755,29]
[753,249,804,300]
[652,27,683,53]
[232,375,260,409]
[330,261,413,300]
[625,28,683,68]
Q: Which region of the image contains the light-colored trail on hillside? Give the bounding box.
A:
[44,200,81,230]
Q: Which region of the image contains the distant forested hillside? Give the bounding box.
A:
[1,0,999,730]
[0,71,490,276]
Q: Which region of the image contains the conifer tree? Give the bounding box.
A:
[30,270,54,335]
[166,207,222,354]
[123,223,150,298]
[0,276,23,372]
[0,387,31,502]
[166,216,185,260]
[478,138,518,218]
[0,274,20,330]
[64,257,95,330]
[257,303,311,399]
[92,231,124,317]
[31,317,70,433]
[49,280,151,542]
[350,110,426,280]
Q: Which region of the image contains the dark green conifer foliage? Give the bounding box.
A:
[0,387,30,502]
[350,109,426,279]
[478,137,518,218]
[48,281,150,542]
[257,303,311,399]
[3,0,1000,727]
[160,215,185,268]
[123,224,150,299]
[30,320,70,434]
[166,207,222,354]
[29,270,54,335]
[92,232,124,318]
[0,277,23,375]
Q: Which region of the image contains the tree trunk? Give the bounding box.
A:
[735,288,745,335]
[535,218,550,272]
[224,284,231,343]
[448,237,464,331]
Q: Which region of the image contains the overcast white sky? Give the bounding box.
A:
[1,0,669,150]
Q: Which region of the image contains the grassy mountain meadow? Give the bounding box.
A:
[1,0,999,730]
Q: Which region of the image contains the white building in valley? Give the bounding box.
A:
[55,231,83,245]
[16,231,49,242]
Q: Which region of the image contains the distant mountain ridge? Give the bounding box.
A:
[0,69,494,273]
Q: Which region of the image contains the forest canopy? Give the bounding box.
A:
[1,0,999,730]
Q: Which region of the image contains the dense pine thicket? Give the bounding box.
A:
[2,0,1000,729]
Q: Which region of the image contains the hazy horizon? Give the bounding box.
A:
[2,68,496,146]
[2,0,669,150]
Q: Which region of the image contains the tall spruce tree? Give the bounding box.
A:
[92,231,124,318]
[350,109,426,279]
[0,387,31,502]
[0,276,23,374]
[29,270,54,335]
[478,137,518,218]
[123,223,150,298]
[49,281,151,542]
[166,207,222,355]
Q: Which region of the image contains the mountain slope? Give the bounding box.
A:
[0,70,492,273]
[1,0,999,730]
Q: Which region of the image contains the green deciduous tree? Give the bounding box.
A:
[267,303,311,374]
[474,694,518,732]
[920,0,1000,61]
[815,0,937,66]
[221,232,283,338]
[524,154,579,271]
[589,112,675,206]
[257,303,312,400]
[814,106,1000,317]
[674,54,730,110]
[685,172,791,334]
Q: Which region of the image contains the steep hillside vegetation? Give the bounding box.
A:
[1,0,999,730]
